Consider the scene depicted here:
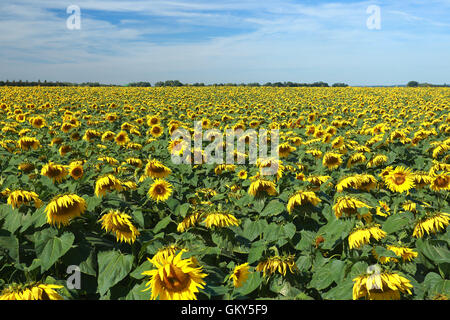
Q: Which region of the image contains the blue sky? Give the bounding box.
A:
[0,0,449,85]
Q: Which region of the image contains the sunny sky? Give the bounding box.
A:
[1,0,449,85]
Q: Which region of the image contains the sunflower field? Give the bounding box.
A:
[0,86,449,300]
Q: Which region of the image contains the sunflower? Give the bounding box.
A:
[256,254,298,277]
[147,115,161,127]
[384,166,415,193]
[287,190,321,214]
[357,174,378,192]
[17,137,40,151]
[429,173,450,191]
[413,212,450,238]
[148,179,173,202]
[94,174,123,197]
[306,148,323,159]
[152,245,185,264]
[256,158,284,178]
[18,162,35,173]
[412,172,433,189]
[322,152,342,170]
[30,116,46,129]
[373,245,418,264]
[348,224,386,249]
[7,190,42,209]
[98,210,140,244]
[40,161,68,183]
[68,162,84,180]
[237,170,248,179]
[335,175,362,192]
[0,283,63,300]
[149,124,164,138]
[352,265,413,300]
[177,211,203,232]
[278,142,296,158]
[306,175,332,190]
[332,196,371,219]
[98,156,119,166]
[214,164,236,175]
[101,131,116,142]
[141,251,207,300]
[58,144,72,157]
[331,136,344,149]
[115,130,130,146]
[248,178,277,197]
[230,263,250,288]
[375,201,391,217]
[203,212,239,229]
[347,152,366,168]
[402,200,418,213]
[144,159,172,179]
[366,154,388,168]
[125,157,143,168]
[45,194,86,227]
[82,129,101,142]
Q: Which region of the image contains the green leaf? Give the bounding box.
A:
[423,272,450,297]
[295,255,312,271]
[0,231,19,261]
[19,206,47,232]
[0,204,22,233]
[383,212,413,234]
[260,200,285,217]
[295,230,316,251]
[373,245,401,259]
[130,259,153,280]
[85,195,102,211]
[416,239,450,264]
[175,203,190,218]
[248,244,266,264]
[152,216,173,233]
[125,282,149,300]
[236,271,262,297]
[37,232,75,273]
[321,278,354,300]
[97,250,134,296]
[318,218,354,250]
[309,259,345,290]
[131,210,145,228]
[242,219,268,241]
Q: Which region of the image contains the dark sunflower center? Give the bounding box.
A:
[56,202,80,216]
[71,168,82,176]
[150,166,165,173]
[326,157,339,165]
[46,167,63,177]
[115,223,132,233]
[155,185,165,194]
[393,173,406,185]
[162,265,190,292]
[435,177,448,187]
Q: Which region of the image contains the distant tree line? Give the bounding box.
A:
[5,79,447,88]
[407,81,450,88]
[0,80,120,87]
[127,82,152,87]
